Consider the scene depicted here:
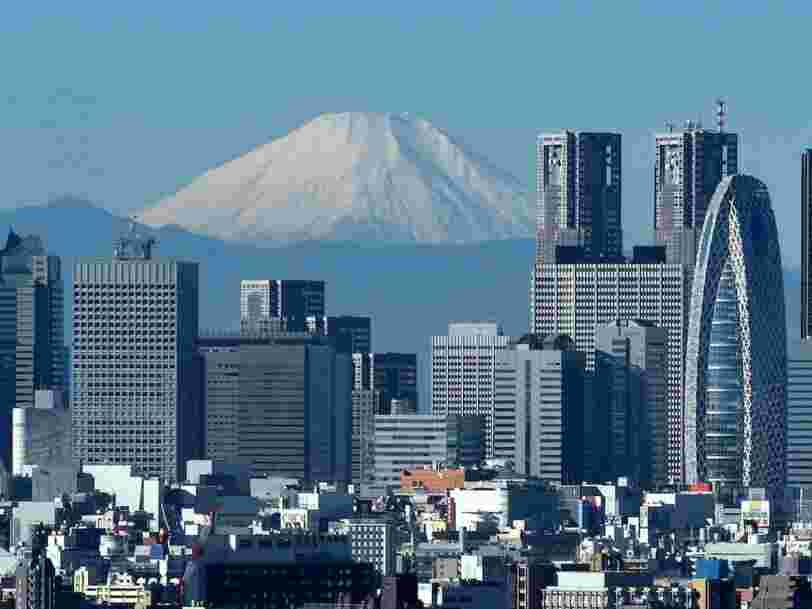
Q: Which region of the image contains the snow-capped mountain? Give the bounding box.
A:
[137,112,532,244]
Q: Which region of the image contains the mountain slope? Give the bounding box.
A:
[137,112,532,244]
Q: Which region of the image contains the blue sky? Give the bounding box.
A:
[1,3,810,265]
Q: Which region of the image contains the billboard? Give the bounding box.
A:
[740,499,770,530]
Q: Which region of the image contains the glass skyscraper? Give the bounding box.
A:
[685,175,787,497]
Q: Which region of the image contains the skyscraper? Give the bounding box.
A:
[684,175,786,497]
[493,334,585,484]
[240,279,325,334]
[0,231,63,473]
[654,124,738,267]
[353,352,417,414]
[72,228,202,482]
[536,132,622,263]
[531,253,687,482]
[787,339,812,486]
[431,323,510,457]
[325,316,372,354]
[595,320,668,488]
[802,149,812,339]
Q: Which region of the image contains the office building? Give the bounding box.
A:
[536,131,622,263]
[351,388,377,488]
[431,323,510,457]
[71,227,201,482]
[595,320,668,487]
[0,231,63,473]
[15,525,56,609]
[353,352,417,414]
[331,519,396,576]
[324,316,371,354]
[803,150,812,340]
[240,279,325,334]
[788,339,812,486]
[685,175,787,496]
[531,254,687,483]
[12,390,71,476]
[370,414,477,493]
[199,335,352,483]
[492,334,585,484]
[654,122,738,266]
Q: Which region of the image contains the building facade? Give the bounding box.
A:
[684,175,787,496]
[536,131,622,263]
[786,340,812,488]
[595,320,668,487]
[493,334,585,484]
[240,279,325,334]
[531,257,687,483]
[654,126,738,267]
[12,390,71,476]
[351,388,377,488]
[353,352,417,414]
[803,150,812,340]
[325,316,371,354]
[0,231,63,473]
[431,323,510,458]
[71,232,201,482]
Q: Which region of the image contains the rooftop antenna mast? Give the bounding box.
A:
[716,98,727,133]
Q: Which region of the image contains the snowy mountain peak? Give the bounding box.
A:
[138,112,532,245]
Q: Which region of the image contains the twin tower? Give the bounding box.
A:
[535,124,787,495]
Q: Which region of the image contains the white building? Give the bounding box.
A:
[531,259,687,483]
[331,519,395,576]
[431,322,510,458]
[13,389,71,476]
[449,478,559,532]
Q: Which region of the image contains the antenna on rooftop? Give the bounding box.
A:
[716,98,727,133]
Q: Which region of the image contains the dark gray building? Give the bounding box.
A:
[71,228,202,482]
[325,315,372,354]
[536,131,622,263]
[353,352,417,414]
[654,125,738,267]
[788,339,812,486]
[595,320,668,488]
[802,150,812,340]
[240,279,325,334]
[0,230,63,473]
[199,334,352,483]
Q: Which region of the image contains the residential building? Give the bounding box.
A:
[353,352,417,414]
[536,132,622,263]
[492,334,585,484]
[0,231,63,473]
[685,175,787,497]
[431,323,510,458]
[804,150,812,340]
[71,228,201,482]
[788,339,812,485]
[654,123,738,267]
[531,252,687,483]
[240,279,325,334]
[332,519,395,576]
[198,334,352,483]
[595,320,668,487]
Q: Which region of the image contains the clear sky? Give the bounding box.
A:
[1,3,810,265]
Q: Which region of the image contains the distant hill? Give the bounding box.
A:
[137,112,533,245]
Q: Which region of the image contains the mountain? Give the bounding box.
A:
[137,112,532,245]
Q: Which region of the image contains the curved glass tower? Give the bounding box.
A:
[685,175,787,496]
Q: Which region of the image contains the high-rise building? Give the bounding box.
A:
[0,231,63,472]
[351,388,377,488]
[788,339,812,486]
[536,132,622,263]
[431,323,510,458]
[654,125,738,267]
[12,390,71,476]
[684,175,786,497]
[802,150,812,340]
[531,255,687,483]
[240,279,325,334]
[493,334,585,484]
[324,316,371,354]
[71,228,202,482]
[198,334,352,483]
[595,320,668,488]
[353,352,417,414]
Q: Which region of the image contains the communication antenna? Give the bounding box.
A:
[716,98,727,133]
